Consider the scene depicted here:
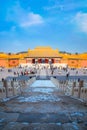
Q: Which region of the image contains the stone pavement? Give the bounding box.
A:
[0,68,87,130]
[0,83,87,130]
[0,111,87,130]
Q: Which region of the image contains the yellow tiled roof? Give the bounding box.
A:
[27,47,60,57]
[0,46,87,59]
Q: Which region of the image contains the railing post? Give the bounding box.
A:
[11,80,15,96]
[72,81,76,96]
[78,80,84,98]
[3,79,8,98]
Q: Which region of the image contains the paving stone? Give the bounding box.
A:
[2,122,29,130]
[62,122,79,130]
[22,124,61,130]
[0,112,19,122]
[70,112,87,123]
[17,113,70,123]
[0,122,8,130]
[2,122,63,130]
[78,122,87,130]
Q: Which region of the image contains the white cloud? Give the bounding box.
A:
[44,1,87,11]
[44,4,64,11]
[20,12,44,27]
[74,12,87,33]
[6,2,44,28]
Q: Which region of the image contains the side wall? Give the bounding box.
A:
[8,59,19,67]
[0,59,8,68]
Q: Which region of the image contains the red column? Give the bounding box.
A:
[38,59,42,63]
[32,59,35,63]
[52,59,54,63]
[45,59,48,63]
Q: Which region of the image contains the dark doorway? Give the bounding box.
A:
[32,59,35,63]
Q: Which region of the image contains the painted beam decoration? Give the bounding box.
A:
[8,59,19,67]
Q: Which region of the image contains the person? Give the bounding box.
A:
[66,72,69,79]
[21,71,23,75]
[2,78,4,82]
[14,71,16,75]
[51,70,54,75]
[76,70,78,74]
[78,78,80,82]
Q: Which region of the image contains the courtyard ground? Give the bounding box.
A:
[0,68,87,130]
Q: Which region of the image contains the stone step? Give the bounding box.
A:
[16,113,78,123]
[2,122,87,130]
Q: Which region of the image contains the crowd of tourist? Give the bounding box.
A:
[0,64,87,81]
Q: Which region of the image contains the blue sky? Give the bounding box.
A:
[0,0,87,53]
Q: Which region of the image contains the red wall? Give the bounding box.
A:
[8,59,19,67]
[0,59,7,67]
[80,60,87,68]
